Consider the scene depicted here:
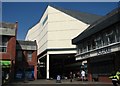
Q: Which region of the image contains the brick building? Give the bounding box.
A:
[15,40,37,80]
[0,22,18,82]
[0,22,37,83]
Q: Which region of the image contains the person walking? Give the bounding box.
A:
[69,72,73,82]
[81,69,85,81]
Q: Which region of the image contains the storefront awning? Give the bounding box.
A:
[0,60,11,68]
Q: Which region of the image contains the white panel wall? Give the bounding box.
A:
[47,6,89,49]
[25,8,49,55]
[25,6,90,56]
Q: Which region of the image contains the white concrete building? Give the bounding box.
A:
[25,5,101,79]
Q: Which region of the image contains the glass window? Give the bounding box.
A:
[106,30,116,44]
[95,36,102,48]
[80,42,87,53]
[116,23,120,42]
[91,39,96,49]
[0,36,8,52]
[28,51,32,61]
[42,15,48,26]
[103,33,109,46]
[87,41,91,51]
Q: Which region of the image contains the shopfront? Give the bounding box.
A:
[1,60,11,83]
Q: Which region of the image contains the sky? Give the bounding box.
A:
[2,2,119,40]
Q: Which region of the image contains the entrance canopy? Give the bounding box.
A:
[0,60,11,68]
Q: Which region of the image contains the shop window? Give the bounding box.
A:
[28,51,32,61]
[42,15,48,26]
[0,36,8,52]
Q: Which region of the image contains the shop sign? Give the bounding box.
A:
[81,53,90,58]
[97,47,111,55]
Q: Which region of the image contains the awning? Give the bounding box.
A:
[0,60,11,68]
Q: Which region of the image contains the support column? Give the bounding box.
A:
[34,65,37,80]
[46,54,49,79]
[87,59,92,81]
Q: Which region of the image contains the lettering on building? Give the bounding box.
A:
[97,47,111,55]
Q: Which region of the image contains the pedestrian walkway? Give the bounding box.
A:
[4,79,113,86]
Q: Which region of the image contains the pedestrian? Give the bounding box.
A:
[109,69,120,86]
[81,69,85,81]
[69,72,73,82]
[73,73,76,80]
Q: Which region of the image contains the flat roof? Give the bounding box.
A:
[0,22,17,29]
[17,40,36,46]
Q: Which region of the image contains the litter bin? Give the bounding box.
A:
[56,75,61,83]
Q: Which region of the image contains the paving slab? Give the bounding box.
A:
[3,79,113,86]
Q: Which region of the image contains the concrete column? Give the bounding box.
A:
[46,54,49,79]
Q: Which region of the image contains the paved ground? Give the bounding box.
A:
[3,79,114,86]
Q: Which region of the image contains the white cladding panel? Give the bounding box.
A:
[47,6,89,49]
[47,40,76,49]
[25,6,89,55]
[48,20,88,31]
[48,29,87,40]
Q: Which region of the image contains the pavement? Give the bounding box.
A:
[3,79,114,86]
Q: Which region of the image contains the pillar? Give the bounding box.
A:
[46,54,49,79]
[34,65,37,80]
[87,59,92,81]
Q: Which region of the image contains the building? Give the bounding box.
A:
[25,5,102,79]
[15,40,37,80]
[0,22,37,83]
[0,22,18,82]
[72,7,120,82]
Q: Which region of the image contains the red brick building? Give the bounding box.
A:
[0,22,37,83]
[0,22,18,82]
[15,40,37,80]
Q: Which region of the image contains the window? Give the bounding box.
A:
[0,36,8,52]
[87,41,92,51]
[106,30,116,44]
[95,36,102,48]
[91,39,96,49]
[17,51,23,61]
[103,33,108,46]
[42,15,48,26]
[27,51,32,61]
[116,23,120,42]
[83,44,87,52]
